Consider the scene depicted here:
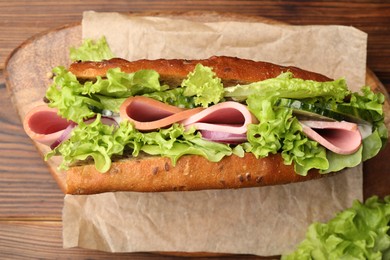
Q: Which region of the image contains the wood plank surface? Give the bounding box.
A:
[1,1,390,92]
[0,1,389,259]
[0,221,214,259]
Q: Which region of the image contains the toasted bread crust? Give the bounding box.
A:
[64,56,331,194]
[69,56,331,87]
[66,153,322,194]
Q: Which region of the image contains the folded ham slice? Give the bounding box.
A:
[119,96,203,131]
[300,120,362,154]
[119,97,256,144]
[23,105,75,146]
[181,101,258,135]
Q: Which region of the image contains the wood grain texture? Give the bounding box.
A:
[0,79,64,219]
[0,221,217,259]
[1,1,389,92]
[0,1,389,259]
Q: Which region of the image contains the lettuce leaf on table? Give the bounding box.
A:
[282,196,390,260]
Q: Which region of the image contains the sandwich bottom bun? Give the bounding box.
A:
[65,152,324,194]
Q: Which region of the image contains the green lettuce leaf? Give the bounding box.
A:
[45,114,135,173]
[143,88,197,108]
[224,72,350,102]
[45,66,101,123]
[46,115,237,172]
[321,146,362,174]
[45,67,167,123]
[245,95,328,175]
[336,86,388,164]
[181,63,224,107]
[141,129,235,165]
[350,86,385,118]
[349,86,388,147]
[362,129,384,161]
[69,36,114,62]
[83,68,167,98]
[282,196,390,260]
[94,95,126,113]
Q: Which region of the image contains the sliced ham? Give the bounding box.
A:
[23,105,75,146]
[119,97,256,143]
[300,120,362,155]
[119,96,203,131]
[181,101,258,135]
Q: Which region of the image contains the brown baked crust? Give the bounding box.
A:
[64,56,332,194]
[69,56,331,87]
[66,153,323,194]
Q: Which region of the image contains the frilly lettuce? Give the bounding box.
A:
[45,114,132,173]
[143,63,225,109]
[70,37,114,62]
[282,196,390,260]
[45,66,100,123]
[322,86,388,172]
[46,115,239,173]
[224,72,350,102]
[83,68,167,98]
[45,66,166,123]
[141,127,241,165]
[181,63,224,107]
[350,86,385,118]
[244,95,328,175]
[349,86,388,150]
[143,88,197,108]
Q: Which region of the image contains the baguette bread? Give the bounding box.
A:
[67,153,324,194]
[69,56,331,86]
[62,56,332,194]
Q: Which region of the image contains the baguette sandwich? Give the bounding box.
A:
[23,38,388,194]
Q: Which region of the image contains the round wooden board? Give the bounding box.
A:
[5,11,390,194]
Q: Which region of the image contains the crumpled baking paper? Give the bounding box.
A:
[63,11,367,256]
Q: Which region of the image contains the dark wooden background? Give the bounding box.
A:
[0,1,389,259]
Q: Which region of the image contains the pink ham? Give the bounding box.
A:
[23,105,75,146]
[119,96,203,131]
[300,120,362,154]
[181,101,258,135]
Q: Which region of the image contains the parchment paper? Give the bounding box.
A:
[63,11,368,256]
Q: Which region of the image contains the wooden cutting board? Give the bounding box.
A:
[5,11,390,194]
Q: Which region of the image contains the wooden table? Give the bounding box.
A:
[0,1,389,259]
